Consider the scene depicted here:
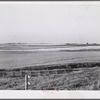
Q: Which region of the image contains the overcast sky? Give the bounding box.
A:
[0,2,100,44]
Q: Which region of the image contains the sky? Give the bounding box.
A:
[0,2,100,44]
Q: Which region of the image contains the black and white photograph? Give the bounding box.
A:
[0,1,100,90]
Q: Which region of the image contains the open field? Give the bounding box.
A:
[1,50,100,69]
[1,44,100,90]
[0,62,100,90]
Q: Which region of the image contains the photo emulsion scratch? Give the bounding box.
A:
[0,1,100,90]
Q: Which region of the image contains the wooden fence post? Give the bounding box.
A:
[25,74,28,90]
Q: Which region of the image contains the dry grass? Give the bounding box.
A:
[0,62,100,90]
